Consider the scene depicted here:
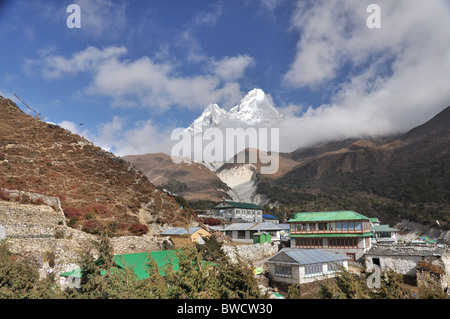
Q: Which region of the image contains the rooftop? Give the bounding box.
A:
[60,250,181,279]
[266,248,348,265]
[289,211,371,223]
[222,222,287,232]
[159,227,205,236]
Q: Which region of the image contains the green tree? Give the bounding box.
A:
[0,242,60,299]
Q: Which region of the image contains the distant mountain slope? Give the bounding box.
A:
[0,96,183,236]
[259,106,450,229]
[122,153,233,202]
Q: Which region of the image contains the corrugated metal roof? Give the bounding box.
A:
[372,225,399,232]
[159,227,201,235]
[289,211,371,222]
[267,248,348,265]
[223,222,284,231]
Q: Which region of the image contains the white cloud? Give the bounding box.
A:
[40,46,127,79]
[34,46,254,112]
[58,117,173,156]
[211,55,255,82]
[278,0,450,151]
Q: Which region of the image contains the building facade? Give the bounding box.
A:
[222,222,289,243]
[212,201,263,222]
[266,248,349,285]
[289,211,373,261]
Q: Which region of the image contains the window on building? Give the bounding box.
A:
[349,221,354,230]
[328,260,343,273]
[295,238,323,248]
[305,263,323,278]
[343,221,348,230]
[336,222,342,230]
[275,264,292,278]
[330,222,336,230]
[355,221,362,230]
[346,253,356,261]
[238,231,245,239]
[328,237,358,248]
[319,223,325,231]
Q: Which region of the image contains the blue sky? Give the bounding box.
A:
[1,0,450,156]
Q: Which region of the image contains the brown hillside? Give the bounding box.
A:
[0,96,184,236]
[122,153,233,202]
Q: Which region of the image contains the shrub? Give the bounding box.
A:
[81,220,106,235]
[128,222,148,236]
[63,206,84,219]
[0,189,11,201]
[203,217,222,226]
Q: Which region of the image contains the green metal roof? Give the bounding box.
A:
[291,232,373,238]
[60,250,180,279]
[289,211,371,222]
[372,225,399,232]
[220,201,263,210]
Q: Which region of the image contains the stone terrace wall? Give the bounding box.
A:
[0,198,65,238]
[222,242,279,264]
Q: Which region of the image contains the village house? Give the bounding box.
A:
[263,214,280,223]
[222,222,289,243]
[288,211,373,261]
[371,224,399,243]
[364,243,447,278]
[211,201,263,223]
[159,227,211,247]
[265,248,349,285]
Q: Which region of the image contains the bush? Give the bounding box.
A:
[128,222,148,236]
[82,220,106,235]
[64,206,84,219]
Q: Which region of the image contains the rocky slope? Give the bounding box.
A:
[122,152,233,202]
[0,96,184,236]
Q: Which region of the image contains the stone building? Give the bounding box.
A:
[365,243,448,279]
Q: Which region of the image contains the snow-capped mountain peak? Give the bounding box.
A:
[229,88,283,124]
[186,103,228,135]
[186,88,283,135]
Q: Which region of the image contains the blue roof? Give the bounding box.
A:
[263,215,279,219]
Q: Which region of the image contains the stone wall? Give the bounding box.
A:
[0,192,65,238]
[365,243,447,277]
[222,242,279,264]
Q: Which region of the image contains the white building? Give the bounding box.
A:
[222,222,289,243]
[266,248,349,285]
[212,201,263,222]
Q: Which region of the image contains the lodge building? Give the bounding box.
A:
[288,211,373,261]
